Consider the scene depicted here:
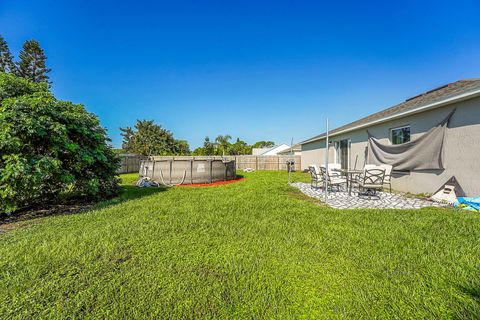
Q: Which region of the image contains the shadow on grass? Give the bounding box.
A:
[94,185,168,210]
[457,285,480,318]
[459,285,480,303]
[286,189,329,207]
[1,172,245,230]
[0,184,168,232]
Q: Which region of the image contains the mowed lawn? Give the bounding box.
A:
[1,171,479,319]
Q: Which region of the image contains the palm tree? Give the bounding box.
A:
[215,134,232,155]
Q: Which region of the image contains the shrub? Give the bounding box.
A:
[0,73,119,214]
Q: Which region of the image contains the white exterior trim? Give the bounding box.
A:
[261,144,290,155]
[254,144,291,156]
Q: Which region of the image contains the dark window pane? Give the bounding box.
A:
[391,126,410,145]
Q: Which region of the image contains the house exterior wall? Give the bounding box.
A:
[301,96,480,196]
[252,148,271,155]
[278,151,302,156]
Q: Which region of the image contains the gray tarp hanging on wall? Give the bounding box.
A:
[367,109,455,171]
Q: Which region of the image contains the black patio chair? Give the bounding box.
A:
[357,168,385,198]
[308,165,323,189]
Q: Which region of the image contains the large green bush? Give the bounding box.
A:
[0,73,119,214]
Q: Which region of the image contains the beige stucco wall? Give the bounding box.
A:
[301,96,480,196]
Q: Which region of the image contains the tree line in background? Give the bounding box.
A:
[0,35,51,84]
[192,136,274,156]
[120,120,275,156]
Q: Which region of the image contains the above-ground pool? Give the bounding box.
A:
[139,157,236,185]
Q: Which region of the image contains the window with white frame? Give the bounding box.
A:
[390,126,410,145]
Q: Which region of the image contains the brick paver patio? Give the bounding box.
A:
[291,182,448,209]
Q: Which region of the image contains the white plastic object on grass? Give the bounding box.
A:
[430,184,457,204]
[136,177,160,188]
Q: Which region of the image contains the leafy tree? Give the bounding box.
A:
[192,147,205,155]
[252,140,275,148]
[191,135,276,156]
[214,134,232,155]
[191,136,215,156]
[0,35,16,73]
[120,120,189,156]
[0,73,119,214]
[0,71,48,100]
[203,136,214,155]
[230,138,251,155]
[16,39,51,84]
[119,126,135,152]
[174,139,190,155]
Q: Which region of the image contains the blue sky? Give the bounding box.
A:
[1,1,479,148]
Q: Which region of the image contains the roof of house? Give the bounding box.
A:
[251,147,273,155]
[278,143,301,154]
[300,78,480,144]
[253,144,290,155]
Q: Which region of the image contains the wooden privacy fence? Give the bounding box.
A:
[224,155,301,171]
[119,155,301,174]
[151,155,301,171]
[118,155,147,174]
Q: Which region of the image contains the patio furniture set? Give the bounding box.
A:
[292,163,445,209]
[308,163,393,198]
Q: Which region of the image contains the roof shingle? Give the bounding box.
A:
[301,79,480,144]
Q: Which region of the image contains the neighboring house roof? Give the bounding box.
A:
[252,147,273,155]
[300,79,480,144]
[254,144,291,156]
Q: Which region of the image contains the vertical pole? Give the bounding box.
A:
[210,160,213,183]
[190,159,193,184]
[325,118,329,202]
[255,156,258,171]
[224,161,227,181]
[288,137,293,184]
[152,160,156,180]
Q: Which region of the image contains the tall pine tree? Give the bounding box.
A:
[16,39,51,84]
[0,35,16,73]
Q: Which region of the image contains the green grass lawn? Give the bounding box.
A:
[1,171,479,319]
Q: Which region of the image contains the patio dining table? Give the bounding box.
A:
[332,168,363,196]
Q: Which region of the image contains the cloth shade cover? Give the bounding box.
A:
[367,109,455,171]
